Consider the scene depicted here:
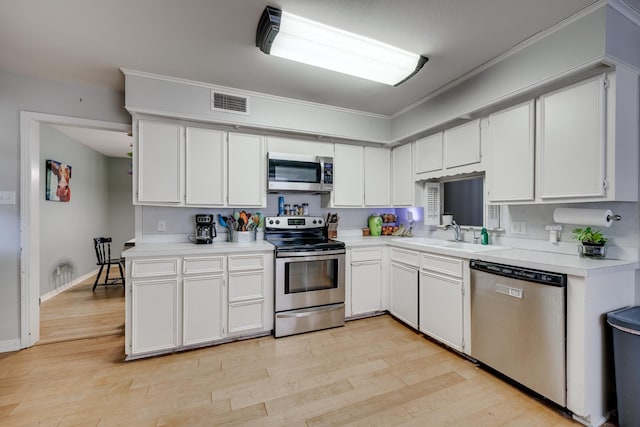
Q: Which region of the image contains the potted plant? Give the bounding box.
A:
[571,227,607,258]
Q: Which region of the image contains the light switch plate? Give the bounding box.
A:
[0,191,16,204]
[157,220,167,232]
[511,221,526,235]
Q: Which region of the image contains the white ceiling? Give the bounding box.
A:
[50,125,133,159]
[0,0,603,118]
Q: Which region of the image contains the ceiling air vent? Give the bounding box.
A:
[211,90,249,115]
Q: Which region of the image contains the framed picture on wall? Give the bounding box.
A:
[45,159,72,202]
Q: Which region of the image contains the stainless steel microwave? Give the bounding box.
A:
[267,152,333,192]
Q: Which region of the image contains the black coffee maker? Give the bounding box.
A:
[194,214,216,244]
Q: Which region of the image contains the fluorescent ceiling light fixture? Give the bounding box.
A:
[256,6,428,86]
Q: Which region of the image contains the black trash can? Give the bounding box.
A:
[607,306,640,427]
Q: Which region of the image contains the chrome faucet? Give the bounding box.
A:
[445,220,462,241]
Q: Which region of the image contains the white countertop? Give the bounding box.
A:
[122,240,275,258]
[341,235,638,277]
[122,236,637,277]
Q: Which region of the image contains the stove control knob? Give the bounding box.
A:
[312,220,317,224]
[318,219,323,224]
[275,219,280,225]
[268,220,274,225]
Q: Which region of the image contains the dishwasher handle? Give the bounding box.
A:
[470,259,566,287]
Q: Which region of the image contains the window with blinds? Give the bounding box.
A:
[424,182,441,225]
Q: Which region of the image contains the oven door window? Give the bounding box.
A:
[269,159,321,184]
[285,258,338,293]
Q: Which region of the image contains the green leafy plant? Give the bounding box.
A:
[571,227,607,245]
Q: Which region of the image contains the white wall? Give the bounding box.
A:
[108,157,134,251]
[0,71,129,343]
[39,125,110,296]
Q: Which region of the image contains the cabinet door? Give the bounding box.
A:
[131,279,178,354]
[183,275,224,345]
[539,75,606,199]
[390,262,418,328]
[444,120,481,169]
[415,133,443,173]
[185,127,226,206]
[488,101,535,202]
[227,133,265,206]
[392,143,413,206]
[419,271,463,351]
[137,120,182,204]
[364,147,391,206]
[351,260,381,315]
[228,270,265,333]
[334,144,364,207]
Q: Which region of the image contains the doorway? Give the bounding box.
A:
[20,112,131,348]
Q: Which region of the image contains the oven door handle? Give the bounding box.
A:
[277,305,344,318]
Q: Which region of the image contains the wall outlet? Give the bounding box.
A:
[157,220,167,232]
[511,221,526,235]
[0,191,16,204]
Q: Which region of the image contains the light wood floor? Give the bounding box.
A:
[38,267,125,345]
[1,274,580,426]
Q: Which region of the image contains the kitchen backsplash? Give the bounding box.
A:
[139,197,639,260]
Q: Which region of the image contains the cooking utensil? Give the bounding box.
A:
[218,214,227,228]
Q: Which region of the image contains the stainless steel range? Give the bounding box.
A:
[265,216,346,338]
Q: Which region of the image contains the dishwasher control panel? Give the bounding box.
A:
[470,260,566,286]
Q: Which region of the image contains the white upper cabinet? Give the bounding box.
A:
[488,101,535,202]
[267,136,333,157]
[364,147,391,206]
[185,127,226,206]
[333,144,364,207]
[538,75,606,200]
[137,120,182,204]
[227,132,266,207]
[444,119,481,169]
[392,143,414,206]
[415,132,443,174]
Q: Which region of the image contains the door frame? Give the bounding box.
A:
[19,111,130,348]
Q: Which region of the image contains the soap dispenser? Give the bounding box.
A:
[480,227,489,245]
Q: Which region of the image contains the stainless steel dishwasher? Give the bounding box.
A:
[470,259,567,407]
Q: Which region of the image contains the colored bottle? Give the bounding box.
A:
[278,196,285,216]
[480,227,489,245]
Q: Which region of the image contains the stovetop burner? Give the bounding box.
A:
[264,215,345,253]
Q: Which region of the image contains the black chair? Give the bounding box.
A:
[93,237,125,291]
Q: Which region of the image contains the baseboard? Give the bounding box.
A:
[0,338,21,353]
[40,269,99,303]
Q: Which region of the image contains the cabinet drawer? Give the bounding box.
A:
[351,247,382,262]
[390,247,420,268]
[420,253,463,277]
[228,271,264,301]
[228,300,264,333]
[131,258,178,278]
[183,256,224,275]
[228,254,264,271]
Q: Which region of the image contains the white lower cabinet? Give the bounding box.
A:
[419,253,466,352]
[131,278,178,354]
[390,262,418,328]
[183,275,224,345]
[351,260,382,315]
[419,271,463,351]
[348,247,386,317]
[227,270,265,334]
[126,251,273,358]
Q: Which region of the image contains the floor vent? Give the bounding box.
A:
[211,90,249,115]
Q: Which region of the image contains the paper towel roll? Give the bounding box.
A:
[553,208,614,227]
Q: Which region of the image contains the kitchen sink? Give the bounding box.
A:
[393,238,510,253]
